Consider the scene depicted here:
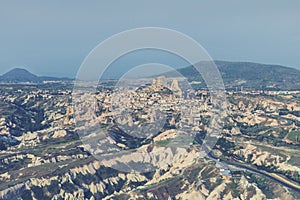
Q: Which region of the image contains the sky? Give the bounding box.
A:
[0,1,300,78]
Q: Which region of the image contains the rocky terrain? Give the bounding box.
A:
[0,79,299,199]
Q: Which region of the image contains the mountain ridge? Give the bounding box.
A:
[161,60,300,90]
[2,61,300,90]
[0,68,72,83]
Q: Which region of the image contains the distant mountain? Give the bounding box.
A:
[162,61,300,90]
[0,68,72,83]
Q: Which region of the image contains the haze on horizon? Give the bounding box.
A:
[0,1,299,78]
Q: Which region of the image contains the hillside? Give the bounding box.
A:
[0,68,71,83]
[163,61,300,90]
[0,83,299,199]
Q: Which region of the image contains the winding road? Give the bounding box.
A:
[200,142,300,193]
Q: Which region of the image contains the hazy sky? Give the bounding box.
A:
[0,1,299,78]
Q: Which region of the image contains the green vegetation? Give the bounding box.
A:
[155,135,194,147]
[287,131,300,142]
[288,155,300,166]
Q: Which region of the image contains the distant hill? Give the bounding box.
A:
[162,61,300,90]
[0,68,72,83]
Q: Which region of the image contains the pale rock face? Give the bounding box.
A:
[206,182,227,200]
[231,127,241,135]
[52,129,67,138]
[0,118,6,126]
[18,132,40,148]
[65,106,74,117]
[283,113,300,124]
[22,132,38,141]
[200,184,210,196]
[152,76,167,88]
[0,172,11,181]
[1,79,299,200]
[235,144,300,173]
[118,173,126,180]
[0,183,25,199]
[222,191,236,200]
[54,113,64,120]
[56,155,69,162]
[126,173,148,182]
[238,101,246,110]
[30,177,55,187]
[170,79,183,98]
[153,129,179,142]
[176,189,206,200]
[239,176,266,200]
